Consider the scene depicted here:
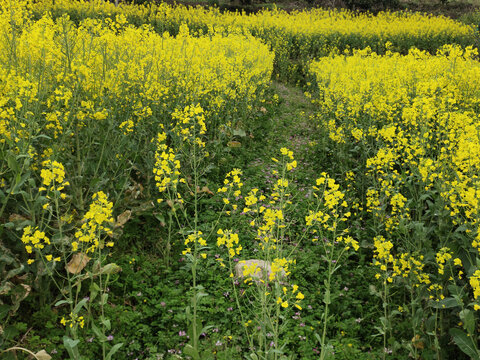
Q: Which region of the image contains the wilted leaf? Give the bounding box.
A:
[259,107,267,113]
[8,214,29,222]
[411,335,424,350]
[97,263,121,275]
[227,141,241,148]
[232,129,246,137]
[0,282,13,295]
[115,210,131,229]
[16,284,31,301]
[166,200,175,209]
[66,253,90,274]
[125,181,144,200]
[35,350,52,360]
[197,186,214,196]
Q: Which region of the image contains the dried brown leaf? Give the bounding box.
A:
[35,350,52,360]
[66,253,90,274]
[115,210,132,228]
[8,214,29,222]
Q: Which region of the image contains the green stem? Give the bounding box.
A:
[229,257,253,351]
[383,279,388,360]
[319,247,333,360]
[192,137,199,353]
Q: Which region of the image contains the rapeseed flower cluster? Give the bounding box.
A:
[307,173,351,234]
[172,104,206,147]
[153,131,181,200]
[217,168,243,212]
[276,284,304,310]
[60,313,85,329]
[21,226,58,264]
[39,160,69,195]
[182,231,207,257]
[216,229,241,258]
[73,191,114,253]
[435,247,453,275]
[470,270,480,301]
[269,258,292,282]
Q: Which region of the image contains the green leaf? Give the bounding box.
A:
[195,291,209,303]
[3,325,19,340]
[425,315,436,332]
[89,282,100,301]
[201,325,214,334]
[12,173,30,194]
[369,284,381,298]
[100,316,111,331]
[100,293,109,306]
[184,344,200,360]
[0,253,14,265]
[323,289,331,305]
[448,284,462,296]
[73,298,88,314]
[54,300,72,307]
[105,343,123,360]
[91,323,108,342]
[449,328,480,360]
[0,304,10,320]
[2,222,14,229]
[430,297,459,309]
[331,264,341,274]
[6,153,18,173]
[63,336,80,360]
[34,134,52,141]
[460,309,475,335]
[5,265,24,282]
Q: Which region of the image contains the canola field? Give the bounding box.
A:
[1,0,480,359]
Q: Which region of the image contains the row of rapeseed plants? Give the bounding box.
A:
[308,45,480,359]
[1,0,480,359]
[30,0,476,81]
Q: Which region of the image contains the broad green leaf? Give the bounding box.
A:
[100,316,111,331]
[183,344,200,360]
[323,289,331,305]
[91,323,108,342]
[73,298,88,314]
[0,304,10,320]
[460,309,475,336]
[89,282,100,301]
[195,291,208,303]
[54,300,72,307]
[6,153,18,173]
[430,297,459,309]
[450,328,480,360]
[425,315,436,332]
[100,293,109,306]
[63,336,80,360]
[105,343,123,360]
